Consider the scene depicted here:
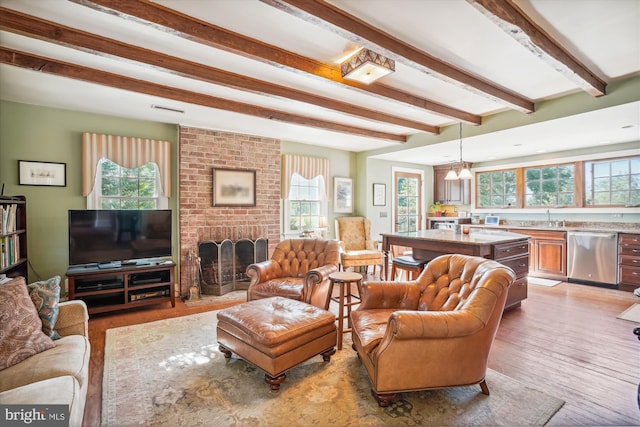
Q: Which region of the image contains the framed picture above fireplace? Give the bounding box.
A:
[213,168,256,207]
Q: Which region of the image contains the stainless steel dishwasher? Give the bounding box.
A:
[567,231,618,286]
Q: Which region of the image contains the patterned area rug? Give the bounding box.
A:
[183,290,247,307]
[102,310,564,426]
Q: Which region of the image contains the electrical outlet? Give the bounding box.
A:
[612,213,623,218]
[380,211,388,218]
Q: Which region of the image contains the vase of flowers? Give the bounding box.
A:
[430,201,446,217]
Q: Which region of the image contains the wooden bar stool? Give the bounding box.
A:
[328,271,363,350]
[390,256,429,280]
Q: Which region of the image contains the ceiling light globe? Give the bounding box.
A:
[444,168,459,180]
[458,167,473,180]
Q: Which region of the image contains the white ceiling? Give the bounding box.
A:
[0,0,639,164]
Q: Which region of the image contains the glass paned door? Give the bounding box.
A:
[394,171,422,232]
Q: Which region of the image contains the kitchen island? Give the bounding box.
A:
[381,229,530,310]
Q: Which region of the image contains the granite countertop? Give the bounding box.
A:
[382,229,529,245]
[466,222,639,234]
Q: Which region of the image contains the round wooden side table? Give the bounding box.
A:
[328,271,363,350]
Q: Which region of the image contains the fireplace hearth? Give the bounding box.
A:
[198,238,268,295]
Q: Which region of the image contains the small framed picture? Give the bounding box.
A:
[334,177,353,213]
[213,168,256,207]
[373,183,386,206]
[18,160,66,187]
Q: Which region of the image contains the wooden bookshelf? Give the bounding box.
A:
[0,196,28,281]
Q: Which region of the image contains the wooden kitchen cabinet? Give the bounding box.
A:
[433,165,470,205]
[509,228,567,280]
[618,233,640,292]
[492,240,529,310]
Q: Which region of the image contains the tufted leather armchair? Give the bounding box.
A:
[335,216,384,276]
[246,239,340,310]
[350,253,516,406]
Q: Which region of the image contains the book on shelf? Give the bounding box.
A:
[1,235,20,269]
[1,203,18,235]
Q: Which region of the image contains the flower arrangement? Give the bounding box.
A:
[430,201,446,217]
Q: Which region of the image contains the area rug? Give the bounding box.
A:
[102,310,565,426]
[528,277,562,287]
[183,290,247,307]
[617,303,640,323]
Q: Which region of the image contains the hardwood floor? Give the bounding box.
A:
[83,281,640,426]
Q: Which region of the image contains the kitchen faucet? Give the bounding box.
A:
[547,209,551,226]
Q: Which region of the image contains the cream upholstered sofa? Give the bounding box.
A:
[0,277,90,427]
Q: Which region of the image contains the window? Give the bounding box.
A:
[474,154,638,209]
[477,170,516,208]
[286,174,326,234]
[524,164,574,207]
[88,159,167,209]
[585,156,640,206]
[395,172,421,232]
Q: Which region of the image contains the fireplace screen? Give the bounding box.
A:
[198,238,267,295]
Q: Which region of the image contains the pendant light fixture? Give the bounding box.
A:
[445,123,472,180]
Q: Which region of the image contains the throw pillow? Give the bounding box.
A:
[27,276,62,340]
[0,277,55,371]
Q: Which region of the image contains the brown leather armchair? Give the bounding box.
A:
[335,216,384,276]
[246,239,340,310]
[350,253,516,406]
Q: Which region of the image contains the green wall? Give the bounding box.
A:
[0,101,179,282]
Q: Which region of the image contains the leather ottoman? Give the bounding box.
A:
[217,296,337,391]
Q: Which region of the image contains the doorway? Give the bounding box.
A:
[393,169,423,232]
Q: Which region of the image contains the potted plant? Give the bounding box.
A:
[430,201,446,217]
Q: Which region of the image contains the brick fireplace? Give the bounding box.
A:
[178,126,281,297]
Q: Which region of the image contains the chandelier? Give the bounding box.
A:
[445,123,472,180]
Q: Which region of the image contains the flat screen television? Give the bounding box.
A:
[68,210,172,266]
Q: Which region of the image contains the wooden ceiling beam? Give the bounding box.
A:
[70,0,480,125]
[0,47,406,143]
[0,8,436,135]
[262,0,534,113]
[468,0,606,97]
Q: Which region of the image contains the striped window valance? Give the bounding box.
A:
[281,154,330,199]
[82,132,171,197]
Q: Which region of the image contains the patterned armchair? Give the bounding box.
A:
[350,254,516,406]
[335,216,384,277]
[246,239,339,310]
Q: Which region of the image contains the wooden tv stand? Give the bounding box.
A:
[66,262,175,314]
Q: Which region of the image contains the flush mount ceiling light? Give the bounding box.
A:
[340,48,395,84]
[445,123,472,180]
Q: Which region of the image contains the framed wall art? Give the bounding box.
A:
[334,177,353,213]
[18,160,66,187]
[213,168,256,207]
[373,183,386,206]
